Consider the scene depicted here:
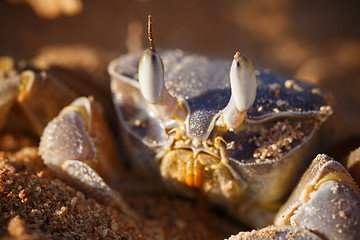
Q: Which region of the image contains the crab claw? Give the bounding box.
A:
[230,154,360,239]
[222,52,257,129]
[274,154,360,239]
[39,97,126,208]
[138,15,177,118]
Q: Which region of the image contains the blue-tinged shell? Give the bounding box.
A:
[110,49,330,142]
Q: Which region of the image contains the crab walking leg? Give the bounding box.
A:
[0,57,19,130]
[138,15,177,118]
[0,77,19,129]
[1,57,116,136]
[0,66,73,134]
[222,53,257,129]
[17,69,78,135]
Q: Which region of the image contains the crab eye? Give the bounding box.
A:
[138,15,177,118]
[231,52,257,111]
[138,48,164,104]
[222,52,257,129]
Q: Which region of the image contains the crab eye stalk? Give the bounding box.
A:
[222,52,257,129]
[138,15,177,118]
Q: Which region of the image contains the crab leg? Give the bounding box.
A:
[138,15,177,118]
[1,54,117,136]
[17,69,81,135]
[0,57,19,130]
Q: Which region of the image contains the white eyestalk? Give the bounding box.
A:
[222,52,257,129]
[138,15,177,118]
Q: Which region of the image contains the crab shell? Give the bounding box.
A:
[108,49,332,227]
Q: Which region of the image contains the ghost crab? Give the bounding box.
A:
[1,15,359,239]
[108,16,334,227]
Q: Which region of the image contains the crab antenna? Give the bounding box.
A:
[222,52,257,129]
[138,15,177,118]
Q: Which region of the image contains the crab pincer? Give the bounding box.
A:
[274,154,360,239]
[38,96,136,217]
[231,154,360,239]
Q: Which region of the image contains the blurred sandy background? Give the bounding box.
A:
[1,0,359,159]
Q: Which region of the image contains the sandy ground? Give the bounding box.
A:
[0,145,241,239]
[1,1,360,239]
